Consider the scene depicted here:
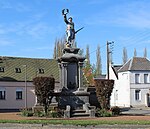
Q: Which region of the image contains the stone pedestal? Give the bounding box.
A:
[57,48,91,110]
[58,89,90,110]
[57,48,85,90]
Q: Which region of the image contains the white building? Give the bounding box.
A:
[0,56,59,110]
[110,57,150,108]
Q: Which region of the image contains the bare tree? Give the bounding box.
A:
[144,47,147,58]
[53,40,57,59]
[122,47,128,64]
[96,44,102,76]
[85,44,90,65]
[53,37,65,59]
[134,48,137,57]
[78,49,84,56]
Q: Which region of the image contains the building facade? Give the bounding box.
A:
[0,56,59,109]
[110,57,150,107]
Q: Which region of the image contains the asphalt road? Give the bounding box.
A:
[121,107,150,116]
[0,124,150,129]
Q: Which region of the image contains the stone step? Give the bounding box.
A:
[71,112,90,117]
[71,109,86,114]
[71,110,90,117]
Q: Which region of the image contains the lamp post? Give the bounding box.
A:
[22,65,27,108]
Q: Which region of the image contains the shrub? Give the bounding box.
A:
[96,108,112,117]
[21,108,33,117]
[94,79,114,109]
[48,111,59,118]
[33,76,55,115]
[47,110,63,118]
[34,110,45,117]
[111,106,121,116]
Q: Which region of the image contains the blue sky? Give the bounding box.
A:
[0,0,150,73]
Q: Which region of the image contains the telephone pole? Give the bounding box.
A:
[107,41,114,80]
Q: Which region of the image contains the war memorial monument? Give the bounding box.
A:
[34,9,95,118]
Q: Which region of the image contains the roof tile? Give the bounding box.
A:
[118,57,150,72]
[0,56,59,82]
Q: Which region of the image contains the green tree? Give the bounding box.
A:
[83,63,94,86]
[122,47,128,64]
[33,76,55,115]
[82,45,94,86]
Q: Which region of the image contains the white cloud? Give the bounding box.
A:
[0,39,14,46]
[36,47,53,50]
[30,13,48,21]
[117,29,150,47]
[24,23,48,38]
[15,3,31,12]
[22,45,54,53]
[0,1,31,12]
[0,1,12,9]
[140,39,150,44]
[87,0,107,5]
[112,9,150,28]
[16,22,59,39]
[0,24,18,34]
[0,19,59,40]
[0,27,6,34]
[84,1,150,29]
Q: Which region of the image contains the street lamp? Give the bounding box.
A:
[22,65,27,108]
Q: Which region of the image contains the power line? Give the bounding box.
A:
[117,29,150,49]
[86,29,150,71]
[89,44,106,55]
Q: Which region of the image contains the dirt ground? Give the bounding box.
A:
[0,112,150,121]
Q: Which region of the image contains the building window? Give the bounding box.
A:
[135,90,141,101]
[0,89,6,100]
[16,89,22,100]
[38,68,44,74]
[0,67,4,72]
[144,74,149,83]
[135,74,140,83]
[15,68,21,73]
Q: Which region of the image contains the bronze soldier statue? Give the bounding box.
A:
[62,9,84,48]
[62,9,75,47]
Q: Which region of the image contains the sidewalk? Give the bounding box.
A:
[0,123,150,129]
[1,112,150,121]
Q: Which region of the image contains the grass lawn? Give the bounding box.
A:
[0,119,150,126]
